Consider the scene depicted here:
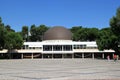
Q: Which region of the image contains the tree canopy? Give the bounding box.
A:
[29,24,49,41]
[0,17,6,50]
[70,26,99,41]
[0,17,23,50]
[4,32,23,49]
[96,7,120,54]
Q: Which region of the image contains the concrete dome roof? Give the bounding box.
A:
[43,26,72,40]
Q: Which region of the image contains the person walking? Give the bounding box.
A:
[113,54,117,62]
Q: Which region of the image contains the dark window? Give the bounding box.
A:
[43,45,52,51]
[63,45,72,51]
[53,45,62,51]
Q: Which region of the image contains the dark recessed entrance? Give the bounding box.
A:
[53,54,62,58]
[43,54,52,58]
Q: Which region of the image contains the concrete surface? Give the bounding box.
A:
[0,59,120,80]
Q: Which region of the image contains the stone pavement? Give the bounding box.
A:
[0,59,120,80]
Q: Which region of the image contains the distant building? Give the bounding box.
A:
[0,26,114,59]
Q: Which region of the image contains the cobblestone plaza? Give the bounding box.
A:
[0,59,120,80]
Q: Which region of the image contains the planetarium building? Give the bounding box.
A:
[0,26,115,59]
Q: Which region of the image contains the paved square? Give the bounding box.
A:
[0,59,120,80]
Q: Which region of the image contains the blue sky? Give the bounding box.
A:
[0,0,120,31]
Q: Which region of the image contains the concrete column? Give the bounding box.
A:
[102,53,104,59]
[42,54,43,59]
[62,45,64,51]
[92,53,94,59]
[62,54,64,59]
[31,53,33,59]
[82,53,84,59]
[21,53,23,59]
[72,53,74,59]
[52,45,53,51]
[52,54,54,59]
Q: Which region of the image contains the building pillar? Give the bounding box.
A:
[31,53,33,59]
[62,45,64,51]
[72,53,74,59]
[62,54,64,59]
[102,53,104,59]
[52,54,53,59]
[92,53,94,59]
[52,45,53,51]
[21,53,23,59]
[82,53,84,59]
[42,54,43,59]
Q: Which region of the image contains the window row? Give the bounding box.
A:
[74,45,86,49]
[43,45,72,51]
[73,45,97,49]
[22,45,97,50]
[22,45,42,49]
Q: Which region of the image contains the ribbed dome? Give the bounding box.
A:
[43,26,72,40]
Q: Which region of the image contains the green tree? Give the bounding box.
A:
[109,7,120,54]
[0,17,23,53]
[5,25,15,32]
[30,24,37,41]
[110,8,120,36]
[70,26,82,41]
[37,24,49,41]
[87,28,99,41]
[0,17,6,50]
[30,24,48,41]
[72,27,99,41]
[70,26,82,33]
[4,32,23,49]
[97,7,120,55]
[21,26,28,41]
[77,28,88,41]
[96,28,117,51]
